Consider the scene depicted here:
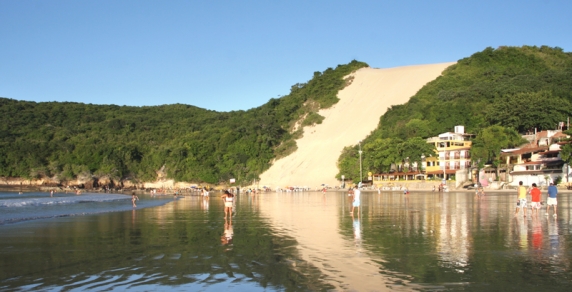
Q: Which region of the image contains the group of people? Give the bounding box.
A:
[514,181,558,217]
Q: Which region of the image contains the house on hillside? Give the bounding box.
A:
[425,126,474,185]
[502,130,570,187]
[371,126,474,185]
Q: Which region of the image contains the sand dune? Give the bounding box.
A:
[259,62,455,189]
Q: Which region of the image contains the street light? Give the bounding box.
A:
[358,140,363,185]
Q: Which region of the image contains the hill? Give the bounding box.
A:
[337,46,572,181]
[0,60,368,188]
[259,63,454,189]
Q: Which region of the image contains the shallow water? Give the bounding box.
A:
[0,191,571,291]
[0,192,172,224]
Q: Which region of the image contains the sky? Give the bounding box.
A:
[1,1,571,112]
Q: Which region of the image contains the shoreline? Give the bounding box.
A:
[3,183,572,195]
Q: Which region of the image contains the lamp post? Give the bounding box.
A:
[358,140,363,184]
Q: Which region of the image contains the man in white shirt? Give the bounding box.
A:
[351,186,361,214]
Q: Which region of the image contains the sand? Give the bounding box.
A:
[258,62,455,189]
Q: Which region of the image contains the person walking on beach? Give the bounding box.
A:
[351,186,361,215]
[221,190,234,219]
[131,192,139,208]
[546,182,558,217]
[529,183,541,216]
[515,181,528,217]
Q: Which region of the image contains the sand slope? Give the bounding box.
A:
[259,62,455,189]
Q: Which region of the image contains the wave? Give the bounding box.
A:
[0,194,130,208]
[0,193,171,225]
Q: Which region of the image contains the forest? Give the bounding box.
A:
[337,46,572,181]
[0,60,368,186]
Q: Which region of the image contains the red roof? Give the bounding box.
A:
[536,130,549,138]
[501,143,548,156]
[553,131,568,138]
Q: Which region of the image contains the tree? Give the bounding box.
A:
[398,137,437,169]
[362,138,401,173]
[405,119,432,138]
[470,125,527,180]
[560,143,572,183]
[486,91,572,132]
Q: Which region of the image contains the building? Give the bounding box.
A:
[425,126,473,182]
[502,130,569,187]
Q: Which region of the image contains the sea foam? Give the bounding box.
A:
[0,194,130,208]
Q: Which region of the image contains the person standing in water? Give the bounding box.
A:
[476,186,485,199]
[132,192,139,208]
[351,186,361,215]
[515,181,528,217]
[221,190,234,219]
[529,183,541,216]
[546,182,558,217]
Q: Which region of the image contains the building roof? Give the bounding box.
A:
[552,131,568,139]
[539,150,560,155]
[536,130,550,138]
[501,143,548,156]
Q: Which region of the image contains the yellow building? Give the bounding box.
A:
[425,126,473,180]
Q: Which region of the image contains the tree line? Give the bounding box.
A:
[0,60,368,185]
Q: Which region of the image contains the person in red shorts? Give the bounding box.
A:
[529,183,541,216]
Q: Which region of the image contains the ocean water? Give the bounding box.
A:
[0,191,171,225]
[0,190,571,291]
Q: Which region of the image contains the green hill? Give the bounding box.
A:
[0,60,368,186]
[338,46,572,180]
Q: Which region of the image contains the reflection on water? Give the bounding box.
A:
[0,191,571,291]
[221,218,234,246]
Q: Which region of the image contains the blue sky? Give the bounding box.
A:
[1,1,571,112]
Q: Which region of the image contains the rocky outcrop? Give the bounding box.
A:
[0,176,201,191]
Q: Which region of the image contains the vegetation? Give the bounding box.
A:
[470,125,528,179]
[338,46,572,180]
[0,60,368,185]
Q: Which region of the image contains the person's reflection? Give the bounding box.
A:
[532,216,543,250]
[548,215,559,255]
[351,212,362,248]
[221,218,234,245]
[513,216,528,250]
[131,209,136,227]
[202,195,209,211]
